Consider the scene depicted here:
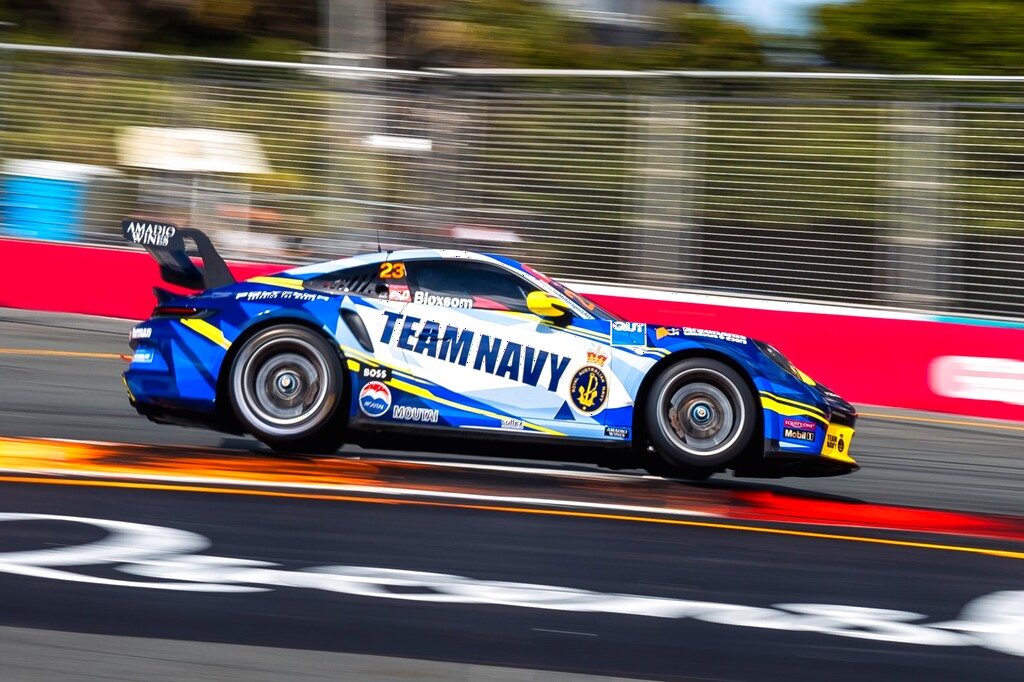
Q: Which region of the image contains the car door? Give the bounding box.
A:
[384,257,611,439]
[305,261,413,421]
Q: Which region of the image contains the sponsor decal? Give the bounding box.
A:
[122,220,178,248]
[605,426,629,439]
[521,264,552,283]
[783,427,816,442]
[285,291,328,302]
[655,326,680,340]
[413,291,473,309]
[0,514,1019,657]
[358,381,391,418]
[237,290,280,301]
[930,355,1024,407]
[131,348,154,364]
[682,328,747,344]
[235,291,327,302]
[130,326,152,340]
[825,432,846,453]
[392,405,439,423]
[501,417,525,430]
[388,284,411,303]
[586,350,608,367]
[783,418,817,431]
[611,321,646,347]
[380,312,570,392]
[360,366,392,382]
[569,365,609,414]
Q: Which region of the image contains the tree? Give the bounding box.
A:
[625,6,765,71]
[814,0,1024,74]
[4,0,317,56]
[3,0,764,69]
[400,1,765,70]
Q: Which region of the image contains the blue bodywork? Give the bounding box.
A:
[124,249,858,477]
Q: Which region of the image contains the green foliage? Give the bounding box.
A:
[623,7,765,70]
[428,0,596,68]
[3,0,317,58]
[426,1,765,70]
[815,0,1024,74]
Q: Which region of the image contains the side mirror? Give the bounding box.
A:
[527,291,572,321]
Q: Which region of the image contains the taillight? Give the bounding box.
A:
[151,306,210,319]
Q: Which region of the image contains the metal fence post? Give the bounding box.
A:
[628,86,699,286]
[884,102,952,308]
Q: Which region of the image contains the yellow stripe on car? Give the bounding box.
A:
[796,368,817,387]
[341,346,423,385]
[759,395,828,426]
[247,276,305,290]
[759,391,829,421]
[179,318,231,350]
[387,376,565,437]
[122,375,135,401]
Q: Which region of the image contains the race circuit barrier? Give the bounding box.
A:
[2,237,1023,422]
[0,237,279,319]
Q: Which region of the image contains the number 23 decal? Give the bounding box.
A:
[379,262,406,279]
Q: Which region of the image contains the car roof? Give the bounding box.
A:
[284,249,512,278]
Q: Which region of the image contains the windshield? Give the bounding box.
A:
[520,264,622,321]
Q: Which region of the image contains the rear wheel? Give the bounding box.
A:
[229,325,345,454]
[644,358,757,476]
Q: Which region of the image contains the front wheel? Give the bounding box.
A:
[229,325,346,454]
[644,358,757,474]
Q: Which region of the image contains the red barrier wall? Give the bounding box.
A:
[3,238,1022,421]
[583,291,1024,422]
[0,238,280,320]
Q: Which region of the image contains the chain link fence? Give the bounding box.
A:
[2,44,1024,319]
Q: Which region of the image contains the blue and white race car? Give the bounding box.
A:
[122,219,858,479]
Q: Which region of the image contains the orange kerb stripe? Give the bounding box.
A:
[0,349,124,360]
[0,475,1021,561]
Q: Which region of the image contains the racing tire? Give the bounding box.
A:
[644,358,757,473]
[229,325,346,454]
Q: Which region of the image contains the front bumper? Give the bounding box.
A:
[748,390,859,478]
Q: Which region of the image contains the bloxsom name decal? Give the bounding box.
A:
[0,514,1020,657]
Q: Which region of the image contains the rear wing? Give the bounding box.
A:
[121,219,235,291]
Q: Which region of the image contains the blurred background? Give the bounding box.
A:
[3,0,1024,316]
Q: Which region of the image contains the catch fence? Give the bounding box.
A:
[3,43,1024,319]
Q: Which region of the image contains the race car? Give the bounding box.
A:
[121,219,858,479]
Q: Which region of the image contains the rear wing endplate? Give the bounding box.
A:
[121,219,236,291]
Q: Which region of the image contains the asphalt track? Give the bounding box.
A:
[1,308,1023,681]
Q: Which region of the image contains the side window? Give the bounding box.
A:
[306,261,411,302]
[406,260,533,313]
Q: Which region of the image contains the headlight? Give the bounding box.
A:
[753,339,811,384]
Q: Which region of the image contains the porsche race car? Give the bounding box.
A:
[122,219,858,479]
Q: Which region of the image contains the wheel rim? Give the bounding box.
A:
[658,368,744,458]
[235,335,335,437]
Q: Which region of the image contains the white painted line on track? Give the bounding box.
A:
[0,467,718,518]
